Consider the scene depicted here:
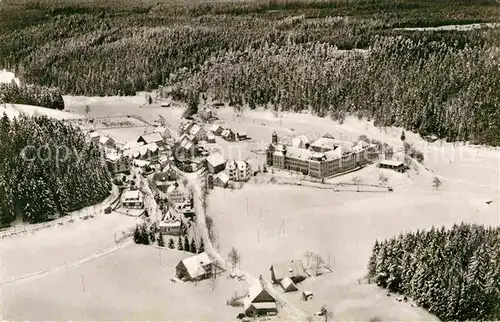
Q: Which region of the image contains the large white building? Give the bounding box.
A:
[228,160,251,181]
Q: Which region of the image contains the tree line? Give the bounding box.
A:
[367,223,500,320]
[0,113,111,225]
[0,81,64,110]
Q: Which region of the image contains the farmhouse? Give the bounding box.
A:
[99,135,116,148]
[266,132,375,179]
[221,129,236,141]
[105,152,131,174]
[121,189,144,209]
[175,252,213,281]
[270,260,306,284]
[228,160,251,181]
[378,159,407,172]
[243,280,278,317]
[210,124,223,136]
[206,152,226,174]
[214,172,229,188]
[199,107,216,122]
[138,132,164,146]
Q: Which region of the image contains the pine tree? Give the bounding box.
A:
[157,232,165,247]
[401,130,406,141]
[184,235,190,252]
[168,238,175,249]
[178,236,184,251]
[190,238,197,253]
[134,225,141,244]
[198,237,205,253]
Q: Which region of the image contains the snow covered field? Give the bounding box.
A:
[2,78,500,319]
[2,245,248,321]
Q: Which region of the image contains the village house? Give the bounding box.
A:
[175,252,213,281]
[121,189,144,209]
[206,131,216,143]
[214,172,229,188]
[378,159,407,173]
[199,107,216,122]
[221,129,236,141]
[266,132,375,179]
[188,123,207,142]
[159,208,181,236]
[237,132,248,141]
[87,131,101,143]
[106,152,131,174]
[138,132,164,147]
[99,135,116,149]
[167,186,186,205]
[228,160,252,181]
[206,152,226,174]
[270,260,306,285]
[280,276,299,292]
[153,126,171,139]
[210,124,223,136]
[243,280,278,317]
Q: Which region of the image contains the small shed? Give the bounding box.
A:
[378,159,407,173]
[280,277,298,292]
[302,291,313,301]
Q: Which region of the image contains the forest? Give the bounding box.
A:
[0,0,500,143]
[0,81,65,110]
[0,113,111,225]
[367,223,500,321]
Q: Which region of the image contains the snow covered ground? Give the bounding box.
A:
[2,80,499,319]
[0,69,20,85]
[2,103,81,120]
[394,22,500,31]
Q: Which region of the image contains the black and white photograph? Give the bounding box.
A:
[0,0,499,320]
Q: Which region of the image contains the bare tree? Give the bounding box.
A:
[320,305,334,322]
[313,254,325,276]
[378,173,388,186]
[84,105,91,116]
[352,176,362,192]
[228,247,240,270]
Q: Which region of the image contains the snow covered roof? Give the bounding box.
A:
[99,135,113,145]
[106,153,121,162]
[179,252,212,279]
[154,126,168,134]
[207,131,216,139]
[221,129,233,137]
[123,143,159,158]
[324,149,342,160]
[206,152,226,167]
[139,132,163,144]
[291,135,310,148]
[189,124,203,136]
[216,172,229,184]
[311,137,339,151]
[121,190,142,202]
[380,159,404,167]
[160,219,181,228]
[236,160,248,170]
[244,280,275,310]
[270,260,306,281]
[122,141,144,150]
[210,124,222,132]
[280,277,298,292]
[286,146,312,161]
[88,131,100,138]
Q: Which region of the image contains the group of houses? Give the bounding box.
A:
[86,125,172,176]
[266,131,377,179]
[205,152,252,188]
[210,124,248,142]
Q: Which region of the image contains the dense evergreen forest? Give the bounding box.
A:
[0,81,65,110]
[0,0,500,143]
[367,223,500,320]
[0,113,111,225]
